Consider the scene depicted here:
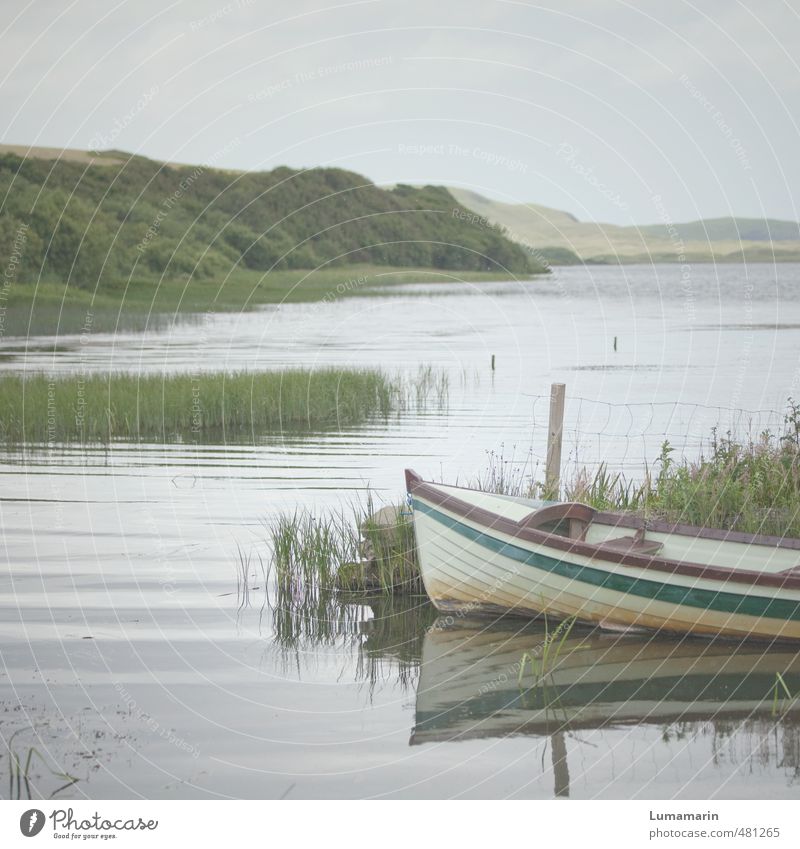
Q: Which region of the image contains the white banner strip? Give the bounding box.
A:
[1,800,797,848]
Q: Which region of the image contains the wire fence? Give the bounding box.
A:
[526,393,789,480]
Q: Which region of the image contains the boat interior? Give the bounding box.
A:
[421,481,800,576]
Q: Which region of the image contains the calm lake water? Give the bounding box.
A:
[1,263,800,799]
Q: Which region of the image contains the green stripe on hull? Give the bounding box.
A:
[415,669,800,731]
[413,499,800,623]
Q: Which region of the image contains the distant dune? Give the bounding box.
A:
[449,187,800,264]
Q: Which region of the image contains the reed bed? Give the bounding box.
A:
[474,403,800,538]
[470,445,537,497]
[266,499,428,690]
[0,365,448,445]
[268,498,422,603]
[562,416,800,537]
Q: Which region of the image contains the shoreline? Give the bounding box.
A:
[0,265,543,337]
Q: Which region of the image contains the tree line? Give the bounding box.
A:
[0,152,542,289]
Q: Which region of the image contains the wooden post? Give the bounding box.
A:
[545,382,565,497]
[491,354,495,371]
[552,731,570,798]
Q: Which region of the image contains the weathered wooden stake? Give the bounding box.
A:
[545,382,566,495]
[613,335,617,352]
[491,354,495,371]
[552,730,570,798]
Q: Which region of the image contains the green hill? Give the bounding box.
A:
[0,150,541,291]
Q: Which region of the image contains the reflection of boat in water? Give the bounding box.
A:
[411,619,800,746]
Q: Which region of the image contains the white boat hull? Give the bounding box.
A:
[407,471,800,642]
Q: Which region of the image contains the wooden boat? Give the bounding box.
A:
[405,469,800,642]
[411,619,800,745]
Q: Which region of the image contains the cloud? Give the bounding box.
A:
[0,0,797,223]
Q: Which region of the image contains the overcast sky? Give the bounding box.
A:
[1,0,798,225]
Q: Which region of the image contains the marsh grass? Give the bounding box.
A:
[266,496,424,675]
[234,543,267,611]
[562,418,800,537]
[0,365,448,445]
[358,505,421,595]
[772,672,798,718]
[470,445,537,497]
[408,364,450,409]
[517,614,580,687]
[474,403,800,539]
[268,507,366,651]
[266,498,430,691]
[268,497,421,602]
[270,509,355,607]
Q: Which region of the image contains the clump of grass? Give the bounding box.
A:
[0,366,447,445]
[563,413,800,537]
[473,401,800,538]
[270,510,356,605]
[470,444,537,497]
[771,672,798,718]
[266,501,426,684]
[561,462,650,511]
[358,504,421,595]
[234,543,267,610]
[408,364,449,410]
[517,613,579,687]
[268,498,421,602]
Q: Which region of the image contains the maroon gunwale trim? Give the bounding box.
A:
[404,469,800,591]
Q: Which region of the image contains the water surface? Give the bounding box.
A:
[2,263,799,798]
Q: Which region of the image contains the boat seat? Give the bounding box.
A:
[596,535,663,556]
[518,502,597,540]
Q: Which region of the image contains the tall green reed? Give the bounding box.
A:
[0,365,448,445]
